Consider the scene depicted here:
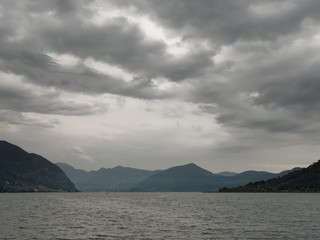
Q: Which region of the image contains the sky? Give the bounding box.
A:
[0,0,320,173]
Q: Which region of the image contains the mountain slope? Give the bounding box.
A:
[57,162,302,192]
[224,170,278,187]
[215,171,238,177]
[55,162,89,183]
[0,141,78,192]
[219,160,320,192]
[56,163,160,191]
[130,164,302,192]
[130,163,225,192]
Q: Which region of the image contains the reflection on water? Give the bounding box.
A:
[0,192,319,239]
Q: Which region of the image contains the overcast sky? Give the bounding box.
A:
[1,0,320,172]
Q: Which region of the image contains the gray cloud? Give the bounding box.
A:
[0,110,60,128]
[0,71,108,115]
[1,0,320,171]
[0,87,106,116]
[38,16,213,82]
[1,0,319,122]
[0,41,172,101]
[0,0,216,99]
[254,70,320,112]
[111,0,320,44]
[216,112,302,133]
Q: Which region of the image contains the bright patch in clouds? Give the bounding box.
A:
[88,1,190,57]
[84,58,133,82]
[151,77,177,91]
[46,52,80,67]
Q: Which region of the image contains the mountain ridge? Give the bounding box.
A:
[57,161,302,192]
[129,163,219,192]
[219,160,320,192]
[0,141,78,192]
[0,140,312,193]
[56,162,160,192]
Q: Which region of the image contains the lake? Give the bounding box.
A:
[0,192,319,239]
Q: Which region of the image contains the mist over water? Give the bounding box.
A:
[0,193,319,239]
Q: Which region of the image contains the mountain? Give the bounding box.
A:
[129,163,303,192]
[1,140,307,193]
[277,167,302,177]
[215,168,301,179]
[55,162,89,184]
[215,171,238,177]
[219,160,320,192]
[224,170,279,187]
[129,163,226,192]
[56,163,160,192]
[57,162,302,192]
[0,141,78,192]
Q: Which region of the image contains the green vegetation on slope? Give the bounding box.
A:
[219,160,320,192]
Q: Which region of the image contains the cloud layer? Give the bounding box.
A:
[1,0,319,171]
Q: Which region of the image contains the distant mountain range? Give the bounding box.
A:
[129,163,219,192]
[219,160,320,192]
[2,140,315,193]
[56,163,160,192]
[57,162,301,192]
[0,141,78,192]
[215,171,237,177]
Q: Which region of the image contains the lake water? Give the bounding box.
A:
[0,192,319,239]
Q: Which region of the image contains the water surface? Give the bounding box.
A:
[0,192,319,239]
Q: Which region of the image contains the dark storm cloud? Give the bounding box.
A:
[254,71,320,112]
[0,40,172,102]
[109,0,320,134]
[1,0,320,136]
[0,42,56,80]
[0,0,213,106]
[53,0,78,14]
[38,16,213,82]
[216,112,302,133]
[21,0,85,16]
[1,0,320,171]
[111,0,320,44]
[40,18,164,70]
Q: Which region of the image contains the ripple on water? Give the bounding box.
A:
[0,192,319,239]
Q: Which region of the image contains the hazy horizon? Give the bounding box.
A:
[1,1,320,173]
